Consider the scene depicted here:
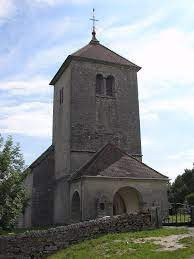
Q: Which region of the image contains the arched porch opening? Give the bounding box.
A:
[113,186,142,216]
[71,191,81,222]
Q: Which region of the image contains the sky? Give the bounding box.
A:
[0,0,194,181]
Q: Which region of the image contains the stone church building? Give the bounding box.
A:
[21,29,168,227]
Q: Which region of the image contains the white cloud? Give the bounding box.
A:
[28,0,90,6]
[0,0,15,20]
[103,20,194,121]
[168,149,194,161]
[136,28,194,87]
[44,17,76,38]
[0,47,18,69]
[101,12,164,40]
[0,77,52,96]
[165,149,194,180]
[141,137,153,147]
[0,0,89,24]
[102,17,194,101]
[158,161,194,182]
[140,107,159,122]
[143,96,194,118]
[32,0,64,4]
[0,16,76,74]
[0,102,52,137]
[27,45,69,71]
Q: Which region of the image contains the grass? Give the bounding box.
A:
[179,236,194,246]
[47,228,194,259]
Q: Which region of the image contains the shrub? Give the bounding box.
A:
[185,193,194,206]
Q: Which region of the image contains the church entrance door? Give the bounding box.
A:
[113,186,141,216]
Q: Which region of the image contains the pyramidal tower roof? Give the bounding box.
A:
[50,15,141,85]
[71,39,140,68]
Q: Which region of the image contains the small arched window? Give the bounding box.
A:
[96,74,104,95]
[106,76,114,96]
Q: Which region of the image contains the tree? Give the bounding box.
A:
[169,167,194,204]
[0,135,28,229]
[185,193,194,206]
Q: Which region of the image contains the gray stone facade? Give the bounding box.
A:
[20,35,169,227]
[75,177,168,221]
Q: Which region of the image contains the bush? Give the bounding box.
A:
[0,135,28,229]
[185,193,194,206]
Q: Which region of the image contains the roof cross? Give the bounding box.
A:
[90,8,99,41]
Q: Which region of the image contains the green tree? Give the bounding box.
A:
[169,167,194,204]
[0,135,28,229]
[185,193,194,206]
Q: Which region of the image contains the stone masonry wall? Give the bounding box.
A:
[0,212,154,258]
[70,60,142,173]
[31,149,55,227]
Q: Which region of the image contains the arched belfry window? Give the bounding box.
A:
[96,74,104,95]
[106,75,114,96]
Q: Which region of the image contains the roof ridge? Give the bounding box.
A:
[71,43,91,56]
[68,143,113,181]
[69,143,168,181]
[29,145,54,169]
[50,40,141,85]
[109,144,168,179]
[71,41,141,69]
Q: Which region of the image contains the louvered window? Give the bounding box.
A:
[96,74,104,95]
[106,76,114,96]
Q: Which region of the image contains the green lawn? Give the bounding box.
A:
[48,228,194,259]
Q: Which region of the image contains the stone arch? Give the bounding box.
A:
[71,191,81,222]
[113,186,142,216]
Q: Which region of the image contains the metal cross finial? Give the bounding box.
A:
[90,8,99,40]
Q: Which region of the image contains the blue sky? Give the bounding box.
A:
[0,0,194,181]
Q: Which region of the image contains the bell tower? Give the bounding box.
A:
[50,14,142,179]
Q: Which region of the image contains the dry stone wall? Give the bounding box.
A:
[0,212,154,259]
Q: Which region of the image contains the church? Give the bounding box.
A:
[21,20,169,227]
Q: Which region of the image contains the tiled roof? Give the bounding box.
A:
[71,41,140,68]
[50,39,141,85]
[29,145,54,169]
[69,143,168,181]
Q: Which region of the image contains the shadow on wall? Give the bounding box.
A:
[113,186,143,215]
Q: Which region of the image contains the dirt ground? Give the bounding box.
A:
[134,227,194,251]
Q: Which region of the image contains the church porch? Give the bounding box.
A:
[69,176,168,222]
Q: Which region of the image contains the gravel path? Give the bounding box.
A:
[134,227,194,251]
